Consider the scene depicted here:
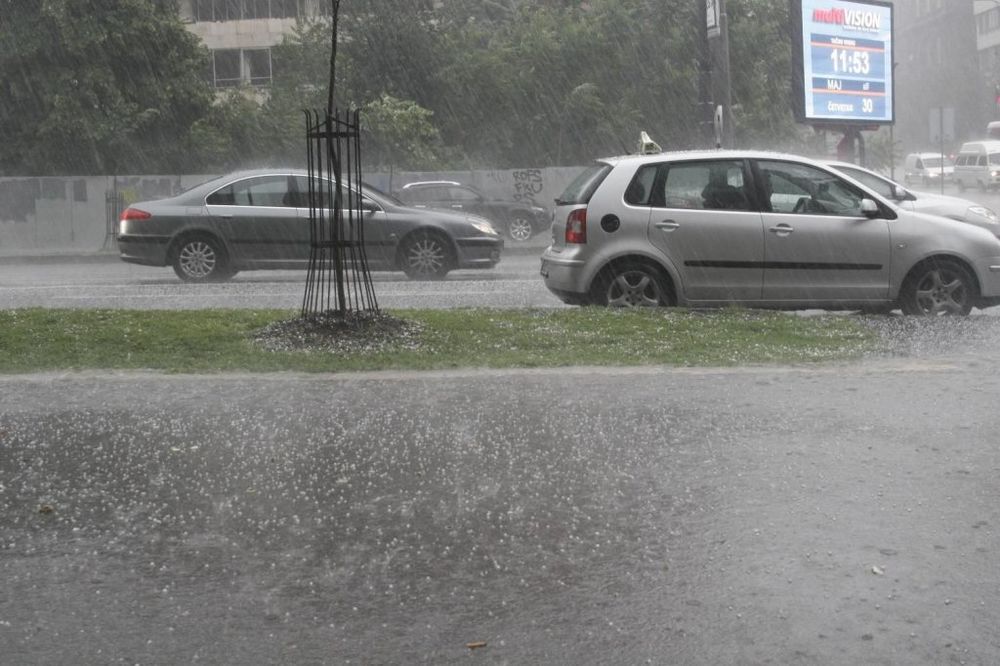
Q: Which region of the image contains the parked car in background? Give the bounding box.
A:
[540,150,1000,315]
[394,180,549,242]
[902,152,953,186]
[117,169,502,282]
[825,161,999,233]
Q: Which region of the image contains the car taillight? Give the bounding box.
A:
[565,208,587,244]
[120,207,151,222]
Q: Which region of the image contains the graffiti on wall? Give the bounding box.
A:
[512,169,544,205]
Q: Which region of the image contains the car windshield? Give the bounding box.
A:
[990,154,1000,166]
[922,157,948,168]
[835,166,896,199]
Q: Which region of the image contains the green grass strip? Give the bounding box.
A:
[0,307,877,374]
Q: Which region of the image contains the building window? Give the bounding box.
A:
[212,49,242,88]
[193,0,300,21]
[246,49,272,86]
[210,48,272,87]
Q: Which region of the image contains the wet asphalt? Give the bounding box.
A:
[2,319,1000,664]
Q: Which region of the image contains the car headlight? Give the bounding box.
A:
[967,205,998,224]
[469,218,499,235]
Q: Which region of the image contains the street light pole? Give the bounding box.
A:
[706,0,733,148]
[718,0,733,148]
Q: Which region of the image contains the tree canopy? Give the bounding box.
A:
[0,0,214,175]
[0,0,807,175]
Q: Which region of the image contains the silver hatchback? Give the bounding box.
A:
[540,150,1000,315]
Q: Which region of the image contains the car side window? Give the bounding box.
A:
[401,187,428,203]
[208,176,297,207]
[421,187,447,201]
[979,155,988,167]
[757,161,864,217]
[290,175,371,211]
[654,160,751,211]
[624,165,657,206]
[448,186,479,202]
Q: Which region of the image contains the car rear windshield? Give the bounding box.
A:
[555,163,613,205]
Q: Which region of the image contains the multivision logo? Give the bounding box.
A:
[812,6,882,31]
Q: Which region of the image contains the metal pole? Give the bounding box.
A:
[719,0,733,147]
[939,106,945,194]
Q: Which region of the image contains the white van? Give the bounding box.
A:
[903,152,954,185]
[954,140,1000,191]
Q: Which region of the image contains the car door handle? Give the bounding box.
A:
[654,220,679,231]
[769,224,794,235]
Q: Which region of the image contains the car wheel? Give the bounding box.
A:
[507,216,534,242]
[899,259,975,316]
[172,235,232,283]
[401,231,453,280]
[591,260,673,307]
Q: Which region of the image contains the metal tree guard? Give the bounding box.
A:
[301,0,378,317]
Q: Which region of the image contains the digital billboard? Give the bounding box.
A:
[791,0,894,125]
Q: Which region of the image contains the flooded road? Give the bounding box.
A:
[0,253,560,310]
[2,354,999,664]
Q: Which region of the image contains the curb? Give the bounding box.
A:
[0,244,547,265]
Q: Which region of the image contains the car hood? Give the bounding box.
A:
[390,202,498,230]
[896,207,1000,246]
[905,190,1000,235]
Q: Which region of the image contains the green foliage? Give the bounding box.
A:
[0,0,214,175]
[361,94,447,170]
[0,0,821,174]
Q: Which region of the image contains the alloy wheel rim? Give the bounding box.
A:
[180,242,216,278]
[509,218,532,242]
[408,239,444,274]
[607,271,660,307]
[915,269,968,315]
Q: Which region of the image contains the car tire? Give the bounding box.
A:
[172,235,232,283]
[856,304,895,315]
[507,215,534,242]
[401,231,453,280]
[899,259,975,316]
[590,260,673,307]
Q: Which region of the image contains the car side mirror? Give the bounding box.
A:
[361,199,379,212]
[861,198,880,219]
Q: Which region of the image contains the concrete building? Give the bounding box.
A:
[176,0,330,89]
[894,0,988,153]
[975,0,1000,127]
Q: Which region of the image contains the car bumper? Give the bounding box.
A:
[978,257,1000,300]
[456,236,503,268]
[540,247,590,302]
[117,235,170,267]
